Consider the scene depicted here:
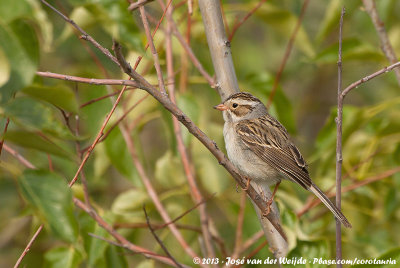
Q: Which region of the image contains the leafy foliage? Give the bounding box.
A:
[1,0,400,267]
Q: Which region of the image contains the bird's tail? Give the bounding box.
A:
[309,183,352,228]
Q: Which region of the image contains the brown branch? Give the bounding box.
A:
[267,0,310,108]
[40,0,119,66]
[13,224,43,268]
[3,144,36,169]
[139,6,166,94]
[232,191,247,260]
[299,167,400,217]
[169,21,215,86]
[219,0,230,39]
[130,0,172,72]
[128,0,155,11]
[297,149,380,218]
[143,206,183,268]
[113,41,287,241]
[80,89,136,108]
[118,121,202,261]
[74,198,184,267]
[40,41,287,242]
[336,7,345,266]
[6,130,179,268]
[68,84,129,187]
[239,230,264,256]
[228,0,267,42]
[341,61,400,98]
[38,0,287,243]
[162,0,216,260]
[111,43,202,260]
[362,0,400,86]
[0,118,10,156]
[36,71,140,87]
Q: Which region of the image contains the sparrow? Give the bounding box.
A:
[214,92,351,228]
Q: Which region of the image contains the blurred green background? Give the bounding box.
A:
[1,0,400,267]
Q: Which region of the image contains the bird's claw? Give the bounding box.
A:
[243,177,251,191]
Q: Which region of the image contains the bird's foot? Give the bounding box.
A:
[243,177,251,191]
[236,177,251,192]
[261,181,281,218]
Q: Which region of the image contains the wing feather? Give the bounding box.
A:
[236,115,312,189]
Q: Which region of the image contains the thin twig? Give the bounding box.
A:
[162,0,216,260]
[116,193,213,230]
[13,224,43,268]
[362,0,400,86]
[232,191,247,259]
[36,72,140,87]
[336,7,345,266]
[297,149,380,218]
[300,166,400,216]
[128,0,155,11]
[170,19,215,86]
[40,0,119,65]
[112,42,202,259]
[3,144,36,169]
[38,0,287,241]
[6,143,179,267]
[80,88,135,108]
[219,0,230,38]
[68,84,129,187]
[341,61,400,98]
[241,240,267,266]
[130,0,172,72]
[74,198,184,267]
[139,6,166,94]
[267,0,310,108]
[118,120,202,261]
[239,230,264,256]
[113,40,287,241]
[0,118,10,156]
[228,0,267,41]
[43,43,287,241]
[143,206,183,268]
[95,94,149,146]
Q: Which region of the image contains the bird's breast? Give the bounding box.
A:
[223,122,282,185]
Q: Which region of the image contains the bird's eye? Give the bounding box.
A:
[232,103,238,108]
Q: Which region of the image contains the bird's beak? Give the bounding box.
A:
[213,104,228,111]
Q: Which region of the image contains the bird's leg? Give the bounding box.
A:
[262,181,281,217]
[236,177,251,192]
[243,177,251,191]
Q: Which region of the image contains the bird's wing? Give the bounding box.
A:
[235,115,312,189]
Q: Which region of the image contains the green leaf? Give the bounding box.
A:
[0,19,39,102]
[353,247,400,268]
[177,93,200,145]
[44,246,82,268]
[23,84,79,113]
[0,46,10,87]
[20,170,79,243]
[0,0,32,22]
[287,240,329,268]
[3,97,75,139]
[104,128,139,181]
[155,151,185,188]
[111,188,149,215]
[315,0,341,43]
[255,3,315,58]
[79,213,110,267]
[105,245,128,268]
[246,72,297,133]
[4,130,75,159]
[315,38,384,64]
